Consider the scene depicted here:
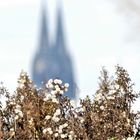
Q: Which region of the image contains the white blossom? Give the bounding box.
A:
[54,133,59,137]
[115,85,120,90]
[59,125,64,130]
[64,83,69,88]
[48,79,53,84]
[106,96,115,100]
[48,84,54,88]
[43,128,47,134]
[122,111,126,117]
[74,113,78,118]
[58,128,63,134]
[47,128,52,131]
[15,115,19,120]
[44,94,52,101]
[45,115,51,120]
[64,88,68,92]
[47,79,54,88]
[43,128,53,135]
[14,107,23,118]
[43,98,48,102]
[52,116,60,122]
[80,118,84,123]
[100,105,104,110]
[9,101,16,105]
[60,90,64,95]
[20,95,24,101]
[60,134,67,138]
[55,87,61,92]
[55,85,61,92]
[48,130,53,135]
[68,134,73,140]
[52,98,59,103]
[46,127,53,135]
[16,105,21,109]
[63,123,68,128]
[15,109,20,114]
[54,79,62,84]
[18,111,23,117]
[127,119,130,124]
[54,109,61,116]
[10,128,14,132]
[70,131,74,135]
[51,90,57,95]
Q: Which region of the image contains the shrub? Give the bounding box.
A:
[0,66,139,139]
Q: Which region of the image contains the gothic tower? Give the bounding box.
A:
[32,1,76,99]
[32,2,51,87]
[51,4,75,98]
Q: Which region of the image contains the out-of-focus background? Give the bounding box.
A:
[0,0,140,105]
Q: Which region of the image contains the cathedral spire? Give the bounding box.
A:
[49,1,76,99]
[53,1,66,54]
[39,0,49,51]
[32,1,76,99]
[32,0,50,87]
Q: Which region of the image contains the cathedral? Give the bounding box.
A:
[32,1,76,99]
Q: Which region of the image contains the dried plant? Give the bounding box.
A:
[0,66,139,140]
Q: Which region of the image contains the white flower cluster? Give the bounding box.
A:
[52,109,61,123]
[20,95,24,102]
[43,79,70,104]
[73,107,85,123]
[46,78,69,95]
[9,101,16,106]
[106,95,115,100]
[100,105,104,110]
[53,130,76,140]
[43,127,53,135]
[58,123,68,133]
[43,93,58,103]
[43,106,77,139]
[14,104,23,120]
[43,120,72,139]
[18,71,27,89]
[55,122,70,139]
[44,109,61,123]
[45,115,51,120]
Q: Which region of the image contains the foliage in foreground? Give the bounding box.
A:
[0,66,139,140]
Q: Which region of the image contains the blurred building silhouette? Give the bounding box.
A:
[32,2,76,99]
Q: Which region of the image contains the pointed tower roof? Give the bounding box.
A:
[39,0,49,51]
[48,1,76,99]
[53,0,66,53]
[32,0,50,87]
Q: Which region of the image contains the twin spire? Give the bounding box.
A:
[39,0,65,52]
[39,4,48,50]
[32,0,76,99]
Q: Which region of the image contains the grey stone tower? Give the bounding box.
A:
[32,1,75,99]
[32,3,51,87]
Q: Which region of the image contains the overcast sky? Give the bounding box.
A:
[0,0,140,109]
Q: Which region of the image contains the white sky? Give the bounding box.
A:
[0,0,140,109]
